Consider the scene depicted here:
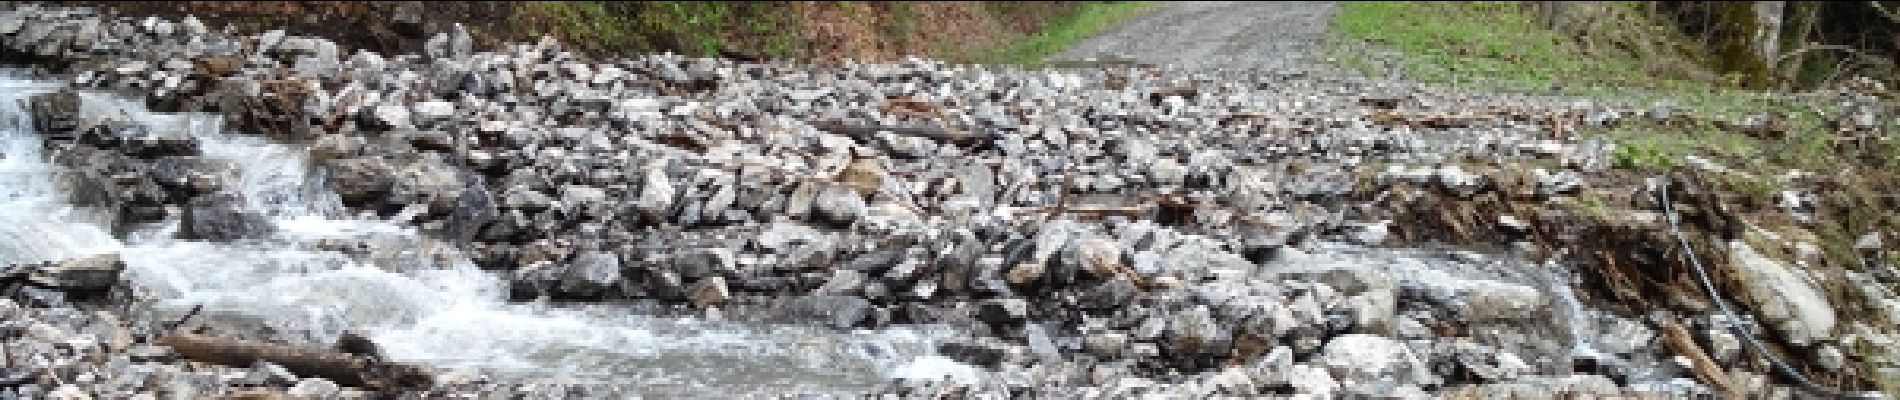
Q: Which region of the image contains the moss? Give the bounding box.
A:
[1710,1,1772,89]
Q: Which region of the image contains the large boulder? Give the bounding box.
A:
[1317,334,1431,385]
[178,195,275,241]
[1727,241,1836,346]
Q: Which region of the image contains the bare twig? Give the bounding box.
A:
[1873,1,1900,24]
[1774,45,1869,66]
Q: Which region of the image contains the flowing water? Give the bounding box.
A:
[0,71,980,397]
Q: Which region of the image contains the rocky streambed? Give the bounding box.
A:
[0,3,1893,399]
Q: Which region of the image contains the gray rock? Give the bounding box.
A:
[1318,334,1425,384]
[179,195,274,241]
[560,251,621,298]
[780,295,872,329]
[673,248,735,279]
[811,184,866,226]
[1167,305,1231,362]
[26,254,124,290]
[502,187,553,211]
[978,298,1029,325]
[815,269,866,295]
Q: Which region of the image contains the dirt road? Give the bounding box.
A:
[1051,1,1338,71]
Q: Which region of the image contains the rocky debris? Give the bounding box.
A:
[0,3,1871,398]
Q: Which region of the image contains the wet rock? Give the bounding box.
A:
[558,251,620,299]
[978,298,1029,326]
[779,295,872,329]
[1084,332,1128,358]
[178,195,274,241]
[24,254,124,291]
[938,339,1019,367]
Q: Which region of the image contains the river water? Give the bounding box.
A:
[0,71,980,397]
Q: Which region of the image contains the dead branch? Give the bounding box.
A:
[1660,320,1743,400]
[158,334,432,390]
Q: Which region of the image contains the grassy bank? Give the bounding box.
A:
[1329,2,1900,392]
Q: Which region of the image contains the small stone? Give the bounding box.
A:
[288,378,341,397]
[1705,329,1739,362]
[1085,332,1129,357]
[1005,262,1044,286]
[978,298,1029,325]
[1817,345,1846,371]
[688,277,729,306]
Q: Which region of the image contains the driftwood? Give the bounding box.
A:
[158,334,432,390]
[811,121,993,147]
[1660,320,1743,400]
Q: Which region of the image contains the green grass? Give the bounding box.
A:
[513,1,766,58]
[978,1,1159,65]
[514,1,646,55]
[1329,1,1714,93]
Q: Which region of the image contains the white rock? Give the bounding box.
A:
[288,378,341,397]
[411,101,454,121]
[1706,329,1739,362]
[1728,241,1836,345]
[48,385,90,400]
[1285,364,1339,396]
[1318,334,1425,383]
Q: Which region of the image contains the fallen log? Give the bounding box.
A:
[157,334,432,390]
[1660,320,1742,400]
[811,121,994,147]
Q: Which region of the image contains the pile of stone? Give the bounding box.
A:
[5,2,1877,398]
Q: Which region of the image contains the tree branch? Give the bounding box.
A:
[1873,1,1900,24]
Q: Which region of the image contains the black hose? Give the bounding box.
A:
[1658,178,1870,399]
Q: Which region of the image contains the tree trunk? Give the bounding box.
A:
[1714,1,1773,88]
[1539,1,1567,30]
[1781,1,1821,89]
[1755,1,1788,66]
